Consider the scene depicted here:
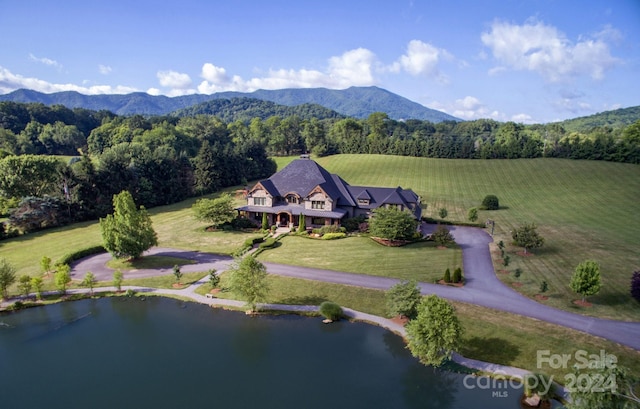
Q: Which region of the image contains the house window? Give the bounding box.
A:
[358,199,369,205]
[286,195,298,204]
[311,200,325,209]
[253,197,266,206]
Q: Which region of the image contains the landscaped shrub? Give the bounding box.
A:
[481,195,500,210]
[452,267,462,283]
[341,215,367,232]
[443,268,452,283]
[312,225,346,236]
[319,301,343,321]
[259,237,277,249]
[243,236,264,247]
[322,232,346,240]
[231,217,258,230]
[57,245,106,266]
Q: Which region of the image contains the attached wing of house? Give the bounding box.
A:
[236,156,421,228]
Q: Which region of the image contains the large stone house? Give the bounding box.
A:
[236,156,422,228]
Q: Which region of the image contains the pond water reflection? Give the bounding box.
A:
[0,297,560,408]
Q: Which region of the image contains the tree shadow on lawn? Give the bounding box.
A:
[461,337,521,365]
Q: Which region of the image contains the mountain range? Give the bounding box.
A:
[0,86,460,122]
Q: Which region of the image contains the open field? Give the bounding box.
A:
[307,155,640,321]
[1,154,639,320]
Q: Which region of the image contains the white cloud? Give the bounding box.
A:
[197,48,378,94]
[29,53,62,69]
[481,19,619,82]
[0,66,138,94]
[98,64,112,75]
[431,96,510,121]
[396,40,452,80]
[157,70,192,89]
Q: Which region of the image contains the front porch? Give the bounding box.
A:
[236,204,347,230]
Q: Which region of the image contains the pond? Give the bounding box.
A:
[0,297,561,408]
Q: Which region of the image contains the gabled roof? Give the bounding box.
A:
[259,158,355,206]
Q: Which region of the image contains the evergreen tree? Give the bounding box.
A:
[100,190,158,259]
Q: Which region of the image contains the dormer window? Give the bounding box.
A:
[311,200,325,209]
[286,194,299,204]
[358,198,370,205]
[253,197,266,206]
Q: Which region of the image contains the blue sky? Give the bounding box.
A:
[1,0,638,123]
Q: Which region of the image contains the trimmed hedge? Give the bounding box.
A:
[259,237,277,249]
[322,232,347,240]
[57,245,106,266]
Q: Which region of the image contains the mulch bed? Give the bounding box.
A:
[437,279,465,287]
[172,283,184,289]
[512,282,523,287]
[498,269,510,274]
[390,315,409,326]
[573,299,593,307]
[371,237,411,247]
[534,294,549,301]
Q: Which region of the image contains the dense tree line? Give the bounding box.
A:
[0,102,639,237]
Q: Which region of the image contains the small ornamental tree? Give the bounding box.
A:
[298,213,306,233]
[540,280,548,293]
[40,255,52,275]
[503,255,511,267]
[467,207,478,223]
[570,260,601,303]
[82,272,97,295]
[405,295,463,367]
[55,264,72,295]
[432,225,454,247]
[481,195,500,210]
[173,265,183,284]
[0,258,17,299]
[228,256,269,312]
[369,206,418,241]
[100,190,158,259]
[443,268,452,283]
[632,271,640,303]
[18,274,32,298]
[438,208,448,220]
[261,212,268,230]
[208,269,220,288]
[385,280,421,320]
[511,223,544,254]
[192,194,236,229]
[113,270,123,292]
[514,268,522,279]
[31,276,44,300]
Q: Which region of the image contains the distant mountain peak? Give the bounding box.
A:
[0,87,460,122]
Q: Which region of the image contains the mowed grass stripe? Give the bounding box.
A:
[312,155,639,321]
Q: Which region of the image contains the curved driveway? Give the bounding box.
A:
[71,225,640,350]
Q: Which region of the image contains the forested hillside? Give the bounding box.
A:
[0,86,459,122]
[554,106,640,133]
[0,100,639,239]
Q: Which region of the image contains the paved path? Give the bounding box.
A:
[67,226,640,350]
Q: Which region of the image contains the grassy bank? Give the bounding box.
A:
[197,273,640,381]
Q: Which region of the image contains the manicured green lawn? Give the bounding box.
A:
[256,235,462,281]
[312,155,640,321]
[1,154,638,320]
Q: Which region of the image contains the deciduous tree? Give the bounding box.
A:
[369,206,418,241]
[17,274,32,298]
[570,260,601,302]
[228,256,269,312]
[100,190,158,259]
[55,264,72,295]
[82,272,97,295]
[113,270,123,292]
[405,295,463,367]
[385,280,421,319]
[512,223,544,254]
[438,208,448,220]
[31,276,43,300]
[0,258,16,299]
[192,193,236,229]
[432,225,454,247]
[467,207,478,222]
